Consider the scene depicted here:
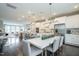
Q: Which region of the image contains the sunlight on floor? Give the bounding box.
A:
[5,37,19,46]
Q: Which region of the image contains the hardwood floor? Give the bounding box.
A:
[1,38,79,56]
[62,44,79,56]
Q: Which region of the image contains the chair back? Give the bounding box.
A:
[59,36,64,47]
[22,40,31,56]
[52,36,61,52]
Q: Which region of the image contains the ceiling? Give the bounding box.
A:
[0,3,79,23]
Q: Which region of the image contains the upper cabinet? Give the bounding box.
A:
[65,15,79,28]
[53,14,79,28]
[54,16,66,24]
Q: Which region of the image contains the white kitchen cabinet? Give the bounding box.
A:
[65,15,79,28]
[65,34,79,46]
[75,35,79,45]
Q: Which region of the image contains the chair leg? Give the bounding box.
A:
[59,46,64,55]
[45,48,47,56]
[52,52,54,56]
[0,53,5,56]
[56,50,59,55]
[41,51,43,56]
[61,46,64,55]
[52,53,54,56]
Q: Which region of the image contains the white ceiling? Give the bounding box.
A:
[0,3,79,23]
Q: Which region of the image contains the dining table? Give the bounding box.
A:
[27,36,57,56]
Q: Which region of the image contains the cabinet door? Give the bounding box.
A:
[74,35,79,45]
[65,34,79,46]
[70,37,76,44]
[66,15,79,28]
[65,34,72,44]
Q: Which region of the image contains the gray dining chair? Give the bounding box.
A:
[0,38,8,55]
[47,36,61,56]
[22,40,43,56]
[59,36,64,48]
[59,36,64,55]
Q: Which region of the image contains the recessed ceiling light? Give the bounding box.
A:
[74,5,79,8]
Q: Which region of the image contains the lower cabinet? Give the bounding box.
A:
[65,34,79,47]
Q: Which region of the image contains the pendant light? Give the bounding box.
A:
[49,3,52,20]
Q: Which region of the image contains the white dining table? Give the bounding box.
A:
[27,37,56,49]
[27,37,56,56]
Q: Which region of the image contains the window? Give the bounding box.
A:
[16,26,20,32]
[20,26,25,31]
[4,24,25,34]
[5,25,11,33]
[11,25,16,33]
